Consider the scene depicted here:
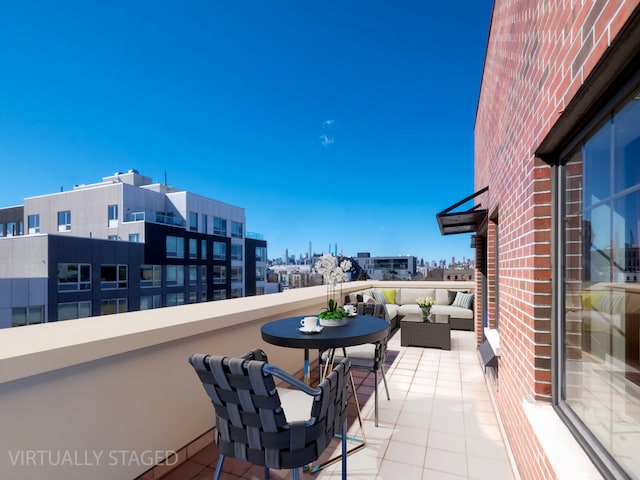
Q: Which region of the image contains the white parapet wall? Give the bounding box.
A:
[0,280,473,479]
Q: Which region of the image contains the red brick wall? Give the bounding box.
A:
[475,1,640,478]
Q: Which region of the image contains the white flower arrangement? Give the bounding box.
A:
[314,254,352,320]
[416,297,435,309]
[416,296,435,319]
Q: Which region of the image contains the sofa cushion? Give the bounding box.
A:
[397,304,421,316]
[382,288,396,304]
[448,289,469,304]
[435,289,449,305]
[371,289,388,304]
[384,303,400,321]
[399,288,435,306]
[432,305,474,319]
[452,291,474,309]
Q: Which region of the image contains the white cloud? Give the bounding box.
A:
[322,119,334,128]
[319,134,334,146]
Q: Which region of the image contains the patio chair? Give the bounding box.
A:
[189,349,350,480]
[321,302,390,427]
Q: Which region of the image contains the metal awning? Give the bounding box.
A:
[436,186,488,235]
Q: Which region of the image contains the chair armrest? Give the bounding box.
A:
[263,364,321,396]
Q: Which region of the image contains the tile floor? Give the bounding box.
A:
[159,329,518,480]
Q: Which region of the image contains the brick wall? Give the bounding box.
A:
[475,0,640,478]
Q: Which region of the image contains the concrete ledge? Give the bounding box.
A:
[522,398,601,479]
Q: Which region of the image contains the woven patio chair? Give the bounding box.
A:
[189,349,350,480]
[321,302,390,427]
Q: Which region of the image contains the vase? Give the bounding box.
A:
[421,308,432,321]
[319,316,349,327]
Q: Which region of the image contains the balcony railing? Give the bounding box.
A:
[0,280,474,480]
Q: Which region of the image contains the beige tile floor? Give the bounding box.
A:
[159,329,518,480]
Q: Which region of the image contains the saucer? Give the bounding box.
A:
[299,326,323,334]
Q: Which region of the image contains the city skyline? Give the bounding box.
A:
[0,2,493,261]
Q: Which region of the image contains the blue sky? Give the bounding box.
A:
[0,1,493,263]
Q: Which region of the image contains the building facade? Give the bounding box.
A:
[355,253,417,280]
[0,171,267,328]
[473,1,640,478]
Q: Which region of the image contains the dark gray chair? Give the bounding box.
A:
[189,349,350,480]
[321,302,390,427]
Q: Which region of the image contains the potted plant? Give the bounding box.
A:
[416,296,435,321]
[315,254,352,326]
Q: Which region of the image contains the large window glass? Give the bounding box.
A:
[140,265,161,287]
[189,238,198,259]
[57,210,71,231]
[214,241,227,260]
[12,306,44,327]
[108,204,118,227]
[214,217,226,235]
[101,298,127,315]
[100,265,127,289]
[231,244,242,260]
[28,214,40,234]
[58,264,91,291]
[561,87,640,477]
[231,221,243,238]
[189,211,198,232]
[166,236,184,258]
[58,301,91,321]
[213,265,226,284]
[166,265,184,287]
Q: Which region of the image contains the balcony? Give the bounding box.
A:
[0,281,516,480]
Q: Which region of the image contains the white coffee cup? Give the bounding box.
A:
[300,316,318,330]
[344,304,356,315]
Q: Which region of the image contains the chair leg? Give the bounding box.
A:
[374,370,379,427]
[214,454,225,480]
[293,467,299,480]
[380,365,390,400]
[264,465,269,479]
[341,420,347,480]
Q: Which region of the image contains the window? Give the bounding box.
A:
[189,265,198,285]
[129,233,140,242]
[101,265,128,289]
[201,240,207,260]
[201,214,208,234]
[12,306,44,327]
[166,265,184,286]
[231,244,243,260]
[108,204,118,228]
[166,236,184,258]
[0,224,3,237]
[213,290,227,301]
[108,235,118,241]
[214,241,227,260]
[256,286,265,295]
[189,211,198,232]
[200,291,207,302]
[188,291,198,303]
[6,222,17,237]
[231,288,243,298]
[18,221,23,235]
[58,210,71,231]
[256,246,267,262]
[58,301,92,321]
[140,265,162,287]
[165,293,185,306]
[231,221,243,238]
[214,217,226,235]
[58,263,91,291]
[256,266,265,281]
[201,265,207,284]
[188,238,198,259]
[140,295,162,310]
[213,265,227,284]
[231,266,243,282]
[559,86,640,477]
[100,298,127,315]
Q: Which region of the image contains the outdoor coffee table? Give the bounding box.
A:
[400,313,451,350]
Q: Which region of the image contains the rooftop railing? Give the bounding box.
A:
[0,280,473,480]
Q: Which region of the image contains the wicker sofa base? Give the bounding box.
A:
[400,316,451,350]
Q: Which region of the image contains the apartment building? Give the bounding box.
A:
[457,1,640,478]
[0,170,267,328]
[355,252,417,280]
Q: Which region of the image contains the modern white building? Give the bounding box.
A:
[0,170,267,328]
